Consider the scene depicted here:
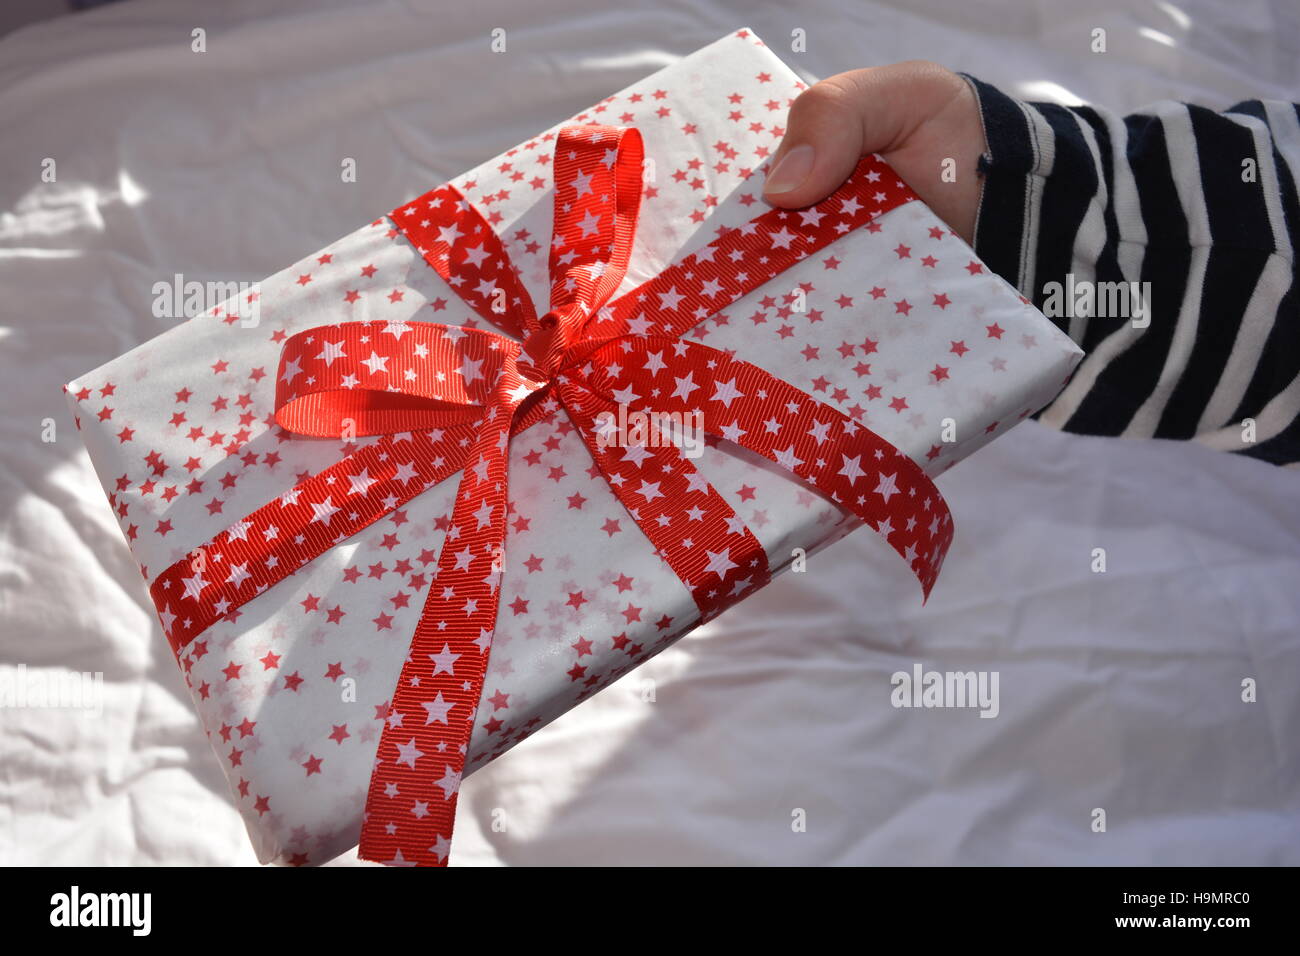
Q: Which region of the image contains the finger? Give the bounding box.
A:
[762,62,949,209]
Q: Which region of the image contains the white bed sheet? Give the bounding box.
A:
[1,0,1297,866]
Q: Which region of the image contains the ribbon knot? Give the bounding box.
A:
[149,122,956,868]
[519,313,569,381]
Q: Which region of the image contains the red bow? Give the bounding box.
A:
[150,124,953,866]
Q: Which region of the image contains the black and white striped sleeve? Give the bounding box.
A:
[959,74,1300,467]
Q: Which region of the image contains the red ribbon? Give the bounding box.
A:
[149,124,953,866]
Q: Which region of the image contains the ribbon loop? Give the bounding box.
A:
[546,125,645,333]
[274,321,520,438]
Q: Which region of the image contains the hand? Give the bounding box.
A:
[763,61,987,244]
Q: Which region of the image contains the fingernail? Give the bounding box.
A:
[763,143,815,195]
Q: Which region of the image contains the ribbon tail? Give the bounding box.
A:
[149,426,478,659]
[557,379,770,617]
[694,364,953,601]
[357,405,514,867]
[577,338,954,600]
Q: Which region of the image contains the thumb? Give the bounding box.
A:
[762,62,950,209]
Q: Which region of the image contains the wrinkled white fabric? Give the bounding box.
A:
[1,0,1297,866]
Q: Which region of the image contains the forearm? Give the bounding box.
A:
[961,74,1300,465]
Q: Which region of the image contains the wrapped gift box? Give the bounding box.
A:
[65,28,1083,866]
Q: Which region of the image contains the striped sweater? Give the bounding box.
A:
[961,74,1300,467]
